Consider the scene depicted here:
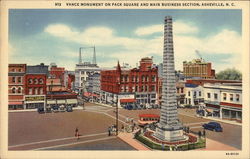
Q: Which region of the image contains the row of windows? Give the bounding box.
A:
[11,77,23,83]
[188,91,202,97]
[207,93,240,102]
[28,78,44,84]
[10,68,24,72]
[121,75,156,82]
[28,87,44,95]
[121,85,156,92]
[11,87,23,94]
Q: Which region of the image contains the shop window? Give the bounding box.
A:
[230,94,233,101]
[207,93,211,98]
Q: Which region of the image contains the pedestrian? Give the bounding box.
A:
[187,126,190,133]
[108,127,111,136]
[161,143,165,151]
[198,131,202,138]
[175,144,178,151]
[203,129,206,137]
[121,124,124,132]
[75,127,80,140]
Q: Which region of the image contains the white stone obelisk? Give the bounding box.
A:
[154,16,185,141]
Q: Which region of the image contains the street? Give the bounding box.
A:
[8,103,241,150]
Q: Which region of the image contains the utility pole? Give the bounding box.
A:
[116,93,118,136]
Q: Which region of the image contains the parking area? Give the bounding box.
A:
[8,103,242,150]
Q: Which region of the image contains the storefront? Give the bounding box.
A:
[221,105,242,121]
[46,91,78,108]
[24,95,46,109]
[8,101,24,109]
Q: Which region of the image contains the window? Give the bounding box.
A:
[223,93,227,101]
[17,87,21,93]
[18,77,21,83]
[230,94,233,101]
[135,86,138,92]
[194,91,196,97]
[199,91,201,96]
[11,68,15,72]
[181,88,184,93]
[40,88,43,94]
[29,88,32,95]
[177,88,179,93]
[141,86,144,92]
[34,78,38,84]
[236,94,240,102]
[145,85,148,91]
[35,88,38,95]
[214,93,218,100]
[18,69,22,72]
[151,94,156,98]
[151,76,156,82]
[39,78,43,84]
[141,75,145,82]
[12,87,16,93]
[145,76,148,82]
[188,91,190,96]
[28,78,33,84]
[207,93,211,98]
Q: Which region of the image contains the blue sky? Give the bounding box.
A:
[9,9,242,72]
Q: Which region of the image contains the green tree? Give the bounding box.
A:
[216,68,242,80]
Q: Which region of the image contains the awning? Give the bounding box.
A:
[206,109,213,113]
[57,100,66,104]
[8,101,23,105]
[84,92,99,97]
[120,99,136,103]
[47,100,56,104]
[66,99,77,104]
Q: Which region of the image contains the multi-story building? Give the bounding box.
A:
[86,72,100,102]
[8,64,26,109]
[100,57,158,107]
[176,81,185,106]
[203,83,242,121]
[184,83,204,106]
[75,62,101,94]
[64,71,75,90]
[24,63,48,109]
[183,58,215,79]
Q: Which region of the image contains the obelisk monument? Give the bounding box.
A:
[154,16,185,141]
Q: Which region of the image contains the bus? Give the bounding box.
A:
[138,114,160,126]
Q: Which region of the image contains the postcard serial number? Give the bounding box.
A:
[226,152,239,155]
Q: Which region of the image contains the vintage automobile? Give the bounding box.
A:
[202,122,223,132]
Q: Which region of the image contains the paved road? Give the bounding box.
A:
[8,104,241,150]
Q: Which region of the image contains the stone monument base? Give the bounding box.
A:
[153,123,187,142]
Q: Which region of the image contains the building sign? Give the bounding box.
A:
[25,96,45,101]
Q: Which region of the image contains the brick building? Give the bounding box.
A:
[49,65,65,85]
[100,57,158,107]
[24,63,48,109]
[8,64,26,109]
[183,58,215,79]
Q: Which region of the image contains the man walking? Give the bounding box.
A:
[75,127,80,140]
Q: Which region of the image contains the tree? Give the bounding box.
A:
[216,68,242,80]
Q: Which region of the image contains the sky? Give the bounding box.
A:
[9,9,242,72]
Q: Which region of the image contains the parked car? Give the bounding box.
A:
[66,106,73,112]
[52,105,59,113]
[59,105,66,112]
[125,104,133,110]
[202,122,223,132]
[37,107,45,114]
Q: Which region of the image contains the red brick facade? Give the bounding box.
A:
[25,74,47,95]
[101,57,158,104]
[8,64,26,109]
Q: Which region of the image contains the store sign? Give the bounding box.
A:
[25,96,45,101]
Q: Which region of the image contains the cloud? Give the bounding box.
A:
[44,23,241,72]
[134,21,199,36]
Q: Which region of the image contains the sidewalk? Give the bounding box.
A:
[195,138,239,151]
[8,106,84,113]
[118,132,150,151]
